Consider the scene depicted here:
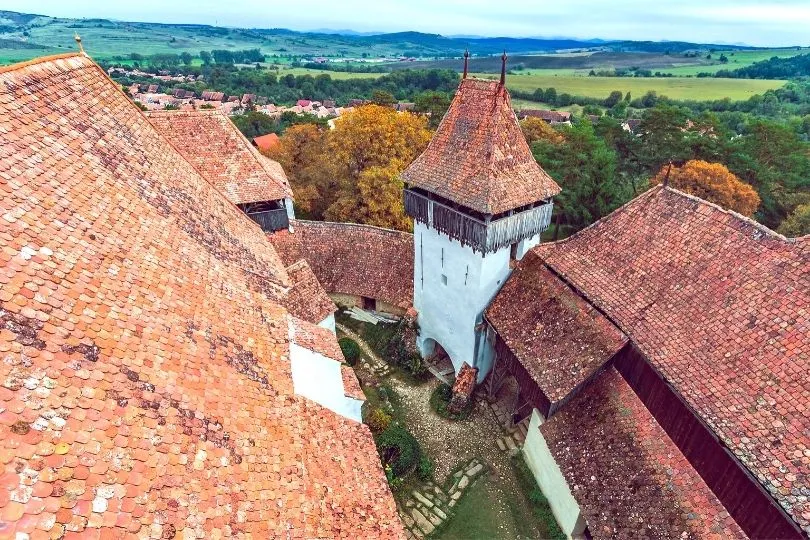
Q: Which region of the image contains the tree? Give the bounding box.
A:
[604,90,624,108]
[371,90,396,107]
[531,121,632,231]
[520,117,564,145]
[230,111,277,140]
[414,91,451,129]
[199,51,212,65]
[180,52,193,66]
[324,105,431,230]
[637,105,691,171]
[266,124,334,218]
[651,160,761,216]
[778,204,810,237]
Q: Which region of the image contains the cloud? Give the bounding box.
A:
[4,0,809,46]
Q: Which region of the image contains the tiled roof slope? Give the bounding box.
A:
[146,109,292,205]
[269,221,414,309]
[535,186,810,533]
[283,259,337,324]
[0,54,403,538]
[486,255,627,404]
[541,368,746,539]
[401,78,560,215]
[290,315,345,363]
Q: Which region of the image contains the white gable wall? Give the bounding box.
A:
[289,342,362,422]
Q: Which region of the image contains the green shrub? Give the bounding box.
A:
[338,337,361,366]
[430,383,473,421]
[365,407,392,434]
[417,455,434,481]
[374,424,422,478]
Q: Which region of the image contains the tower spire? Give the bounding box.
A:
[500,50,507,86]
[462,49,470,79]
[74,33,86,56]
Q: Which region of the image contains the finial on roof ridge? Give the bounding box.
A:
[663,160,673,187]
[463,49,470,79]
[74,33,87,56]
[500,50,507,86]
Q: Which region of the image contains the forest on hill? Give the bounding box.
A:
[712,53,810,79]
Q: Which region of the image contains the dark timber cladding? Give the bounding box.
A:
[614,345,803,539]
[238,201,290,232]
[404,188,553,253]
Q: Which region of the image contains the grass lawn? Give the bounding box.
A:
[656,48,808,76]
[474,72,787,101]
[278,67,387,79]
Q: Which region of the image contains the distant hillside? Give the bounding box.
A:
[715,53,810,79]
[0,8,757,63]
[391,51,711,72]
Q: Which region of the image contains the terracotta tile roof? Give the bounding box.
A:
[146,109,292,205]
[269,221,414,309]
[342,365,366,401]
[541,368,746,539]
[289,316,345,363]
[0,54,403,538]
[282,259,337,324]
[535,186,810,533]
[486,254,627,405]
[402,78,560,215]
[253,132,280,152]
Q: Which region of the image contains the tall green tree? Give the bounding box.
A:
[531,121,633,231]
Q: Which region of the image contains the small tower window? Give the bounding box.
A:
[441,274,448,286]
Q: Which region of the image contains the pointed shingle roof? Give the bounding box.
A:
[402,78,560,215]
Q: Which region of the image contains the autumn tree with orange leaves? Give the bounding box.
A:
[651,160,761,216]
[272,104,431,230]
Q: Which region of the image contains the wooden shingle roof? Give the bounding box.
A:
[402,78,560,215]
[535,186,810,534]
[0,54,403,538]
[146,109,291,205]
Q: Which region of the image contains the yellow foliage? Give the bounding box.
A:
[266,124,333,217]
[272,105,431,230]
[651,160,761,216]
[324,105,431,229]
[521,117,564,145]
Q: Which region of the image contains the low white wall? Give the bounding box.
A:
[318,312,336,333]
[289,342,362,422]
[522,409,585,538]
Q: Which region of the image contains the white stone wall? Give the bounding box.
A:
[522,409,586,538]
[413,222,511,379]
[289,342,362,422]
[318,312,336,333]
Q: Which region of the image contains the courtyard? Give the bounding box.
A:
[336,311,563,539]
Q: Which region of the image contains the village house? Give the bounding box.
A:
[517,108,572,125]
[0,52,403,537]
[252,131,281,152]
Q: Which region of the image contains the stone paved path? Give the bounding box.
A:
[336,322,391,377]
[399,458,487,539]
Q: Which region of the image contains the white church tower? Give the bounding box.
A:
[402,52,561,381]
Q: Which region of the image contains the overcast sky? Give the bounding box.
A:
[2,1,808,47]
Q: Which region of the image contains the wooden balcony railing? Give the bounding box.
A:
[245,208,290,232]
[404,189,553,253]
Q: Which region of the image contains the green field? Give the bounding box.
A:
[479,73,787,101]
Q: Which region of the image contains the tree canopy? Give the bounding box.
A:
[651,160,761,216]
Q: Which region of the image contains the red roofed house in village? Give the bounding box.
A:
[252,132,280,152]
[0,53,403,538]
[146,109,296,233]
[516,108,572,125]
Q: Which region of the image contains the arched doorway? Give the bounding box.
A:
[420,337,456,384]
